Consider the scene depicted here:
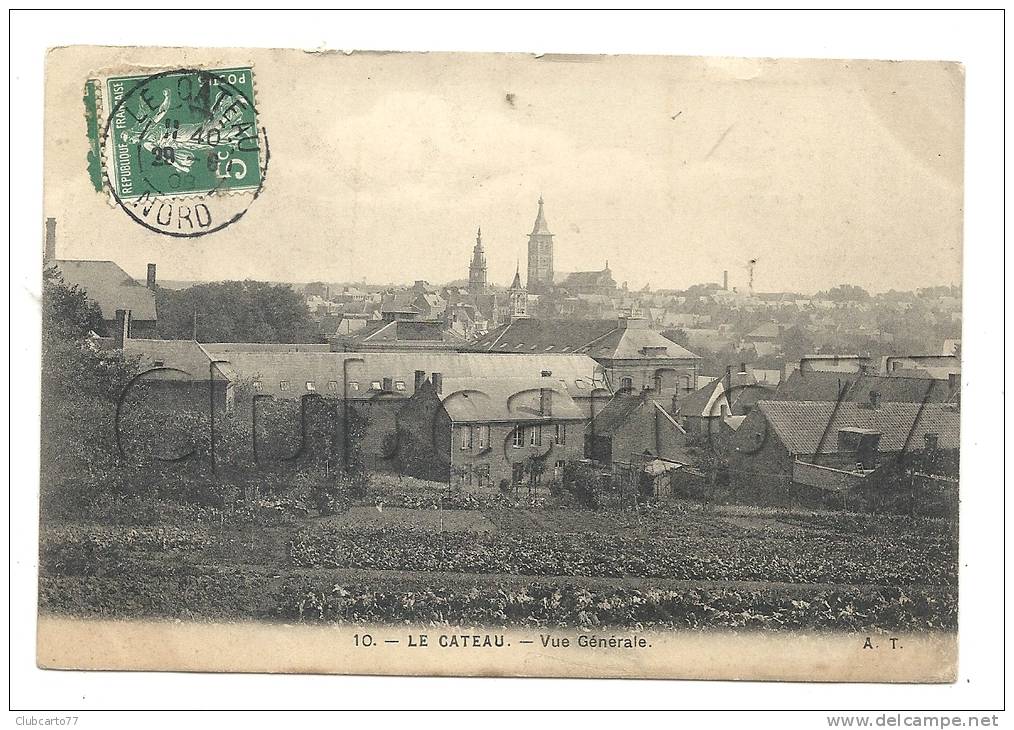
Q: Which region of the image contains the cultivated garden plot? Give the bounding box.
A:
[38,491,958,631]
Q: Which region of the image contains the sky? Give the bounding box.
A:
[45,49,964,294]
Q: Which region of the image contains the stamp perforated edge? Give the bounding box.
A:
[87,64,268,205]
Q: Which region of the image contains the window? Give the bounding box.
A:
[306,381,316,391]
[327,381,339,392]
[279,380,290,391]
[512,462,525,484]
[620,377,633,391]
[554,460,566,478]
[474,464,490,489]
[555,423,566,445]
[394,380,406,391]
[460,425,473,450]
[478,425,490,449]
[512,427,524,449]
[348,381,360,392]
[370,380,382,390]
[530,425,542,447]
[462,465,473,487]
[253,381,262,392]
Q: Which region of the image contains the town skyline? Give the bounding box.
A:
[45,53,963,294]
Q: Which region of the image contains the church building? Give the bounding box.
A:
[526,196,554,294]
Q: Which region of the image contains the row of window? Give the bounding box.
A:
[454,462,570,489]
[511,461,567,484]
[253,379,408,393]
[458,423,567,450]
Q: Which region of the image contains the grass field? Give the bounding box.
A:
[38,495,958,631]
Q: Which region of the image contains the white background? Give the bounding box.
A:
[5,8,1008,722]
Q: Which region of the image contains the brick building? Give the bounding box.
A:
[471,317,700,403]
[726,398,960,504]
[585,391,693,466]
[396,375,586,490]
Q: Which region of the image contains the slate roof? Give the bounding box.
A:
[439,376,584,423]
[677,380,723,418]
[678,372,758,417]
[772,370,954,403]
[470,319,699,360]
[558,269,615,289]
[745,322,781,340]
[54,260,157,321]
[757,400,960,456]
[202,342,331,353]
[173,350,607,399]
[122,338,224,381]
[380,292,422,314]
[586,392,644,435]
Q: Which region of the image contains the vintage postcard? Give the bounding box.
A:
[38,46,963,681]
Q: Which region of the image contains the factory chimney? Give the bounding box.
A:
[44,218,57,263]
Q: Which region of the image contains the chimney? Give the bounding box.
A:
[739,362,747,375]
[414,370,426,390]
[382,377,393,392]
[146,263,157,289]
[431,372,442,394]
[723,270,728,291]
[44,218,57,263]
[948,372,959,394]
[868,390,880,409]
[540,387,552,416]
[114,309,131,348]
[923,432,939,451]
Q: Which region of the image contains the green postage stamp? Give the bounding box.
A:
[85,67,267,237]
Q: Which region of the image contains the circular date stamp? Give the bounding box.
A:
[92,67,269,237]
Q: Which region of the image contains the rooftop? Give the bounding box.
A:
[471,318,699,360]
[756,400,960,456]
[53,259,157,321]
[438,376,584,423]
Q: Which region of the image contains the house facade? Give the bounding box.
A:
[396,376,586,490]
[726,399,960,507]
[470,317,700,404]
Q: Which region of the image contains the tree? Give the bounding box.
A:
[42,265,104,342]
[818,284,871,302]
[781,324,813,363]
[155,280,323,343]
[660,327,690,349]
[41,268,140,514]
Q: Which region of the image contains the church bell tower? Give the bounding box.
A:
[468,227,487,293]
[526,196,554,294]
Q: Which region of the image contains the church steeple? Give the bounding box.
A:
[527,195,554,293]
[510,259,522,290]
[507,258,528,321]
[531,195,552,236]
[468,226,487,293]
